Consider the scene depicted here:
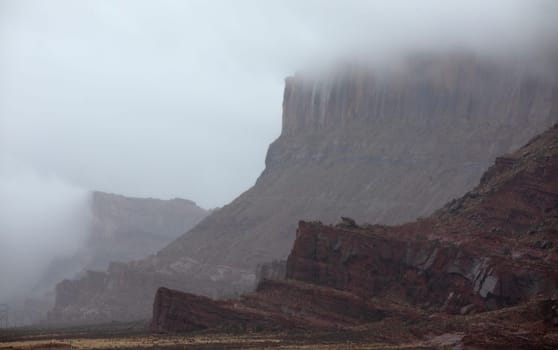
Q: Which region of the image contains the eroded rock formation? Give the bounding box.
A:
[46,192,208,323]
[52,53,558,323]
[151,123,558,344]
[85,191,208,270]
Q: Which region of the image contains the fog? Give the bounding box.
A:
[0,0,556,304]
[0,156,91,302]
[1,0,556,209]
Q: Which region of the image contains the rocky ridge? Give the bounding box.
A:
[52,53,558,323]
[45,192,207,323]
[84,191,208,270]
[41,191,208,287]
[151,123,558,348]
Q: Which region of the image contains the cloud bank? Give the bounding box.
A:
[0,157,91,301]
[0,0,556,209]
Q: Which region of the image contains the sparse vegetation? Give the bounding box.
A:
[0,327,448,350]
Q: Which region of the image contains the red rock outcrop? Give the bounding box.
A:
[163,54,558,269]
[150,287,265,333]
[151,123,558,336]
[151,279,392,333]
[23,192,207,325]
[287,122,558,313]
[85,191,208,271]
[53,53,558,323]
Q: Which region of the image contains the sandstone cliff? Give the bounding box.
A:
[151,124,558,348]
[52,53,558,323]
[40,191,207,288]
[7,192,206,326]
[84,191,208,270]
[162,54,557,269]
[44,192,207,323]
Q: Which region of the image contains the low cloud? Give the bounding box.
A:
[0,0,556,209]
[0,156,91,301]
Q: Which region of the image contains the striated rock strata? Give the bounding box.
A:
[84,191,208,270]
[42,191,208,287]
[46,192,207,323]
[52,53,558,323]
[151,123,558,346]
[151,279,390,333]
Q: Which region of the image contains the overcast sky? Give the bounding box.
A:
[1,0,556,209]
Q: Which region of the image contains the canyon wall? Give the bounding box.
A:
[40,191,208,288]
[84,191,208,270]
[9,192,207,326]
[151,123,558,337]
[163,54,558,270]
[52,53,558,323]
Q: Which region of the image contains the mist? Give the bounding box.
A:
[1,0,556,209]
[0,156,91,302]
[0,0,557,310]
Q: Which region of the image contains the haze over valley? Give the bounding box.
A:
[1,1,558,348]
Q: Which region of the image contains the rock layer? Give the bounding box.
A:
[151,123,558,338]
[52,53,558,323]
[85,191,208,270]
[164,54,558,270]
[151,279,391,333]
[47,193,208,323]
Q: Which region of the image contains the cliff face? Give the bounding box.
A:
[49,257,252,323]
[41,191,207,287]
[84,191,208,270]
[13,192,207,326]
[287,126,558,310]
[281,55,556,135]
[52,53,558,323]
[43,193,207,323]
[151,124,558,347]
[163,54,557,269]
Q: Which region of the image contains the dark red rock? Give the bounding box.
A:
[540,298,558,326]
[150,287,265,333]
[55,54,558,324]
[287,124,558,312]
[151,124,558,333]
[151,279,393,333]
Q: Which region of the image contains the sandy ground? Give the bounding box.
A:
[0,322,446,350]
